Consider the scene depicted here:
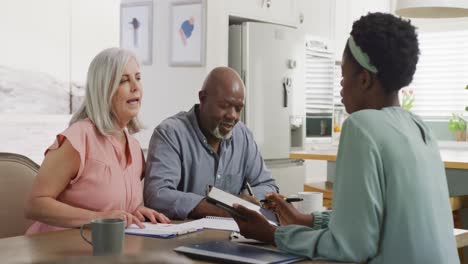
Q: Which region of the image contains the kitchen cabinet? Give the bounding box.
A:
[225,0,298,27]
[334,0,390,60]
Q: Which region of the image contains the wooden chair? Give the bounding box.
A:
[0,152,39,238]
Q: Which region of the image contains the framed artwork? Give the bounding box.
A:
[169,0,206,66]
[120,1,153,65]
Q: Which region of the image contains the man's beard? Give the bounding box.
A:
[211,122,234,140]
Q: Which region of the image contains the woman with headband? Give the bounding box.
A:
[230,13,458,263]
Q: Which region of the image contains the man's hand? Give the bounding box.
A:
[188,199,231,219]
[231,203,277,245]
[262,192,314,226]
[239,193,261,206]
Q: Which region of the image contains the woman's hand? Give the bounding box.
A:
[230,204,277,245]
[132,206,171,224]
[262,192,313,226]
[96,210,144,228]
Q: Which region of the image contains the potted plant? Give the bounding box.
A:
[448,113,467,141]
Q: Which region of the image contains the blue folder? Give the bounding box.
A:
[174,240,305,264]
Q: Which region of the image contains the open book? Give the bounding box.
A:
[125,221,204,238]
[125,216,240,238]
[206,186,278,224]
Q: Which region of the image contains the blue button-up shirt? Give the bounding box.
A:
[143,105,278,219]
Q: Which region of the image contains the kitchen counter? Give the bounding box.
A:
[290,148,468,170]
[291,142,468,197]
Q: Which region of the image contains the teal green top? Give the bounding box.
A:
[275,107,458,263]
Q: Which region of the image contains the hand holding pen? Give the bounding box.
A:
[261,192,313,226]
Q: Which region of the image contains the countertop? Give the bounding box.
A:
[291,141,468,170]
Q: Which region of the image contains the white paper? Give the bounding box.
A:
[202,216,239,232]
[207,187,278,225]
[125,221,203,237]
[208,187,261,211]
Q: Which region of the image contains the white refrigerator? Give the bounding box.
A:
[229,22,305,196]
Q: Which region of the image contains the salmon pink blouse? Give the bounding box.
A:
[26,119,144,235]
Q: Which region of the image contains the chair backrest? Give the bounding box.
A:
[0,152,39,238]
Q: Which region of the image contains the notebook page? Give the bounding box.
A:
[203,216,239,232]
[208,187,261,211]
[125,221,203,237]
[207,187,278,225]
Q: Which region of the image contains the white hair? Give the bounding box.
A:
[70,47,143,135]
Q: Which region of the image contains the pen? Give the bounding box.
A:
[244,181,255,197]
[260,197,304,203]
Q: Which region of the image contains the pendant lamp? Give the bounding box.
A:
[396,0,468,18]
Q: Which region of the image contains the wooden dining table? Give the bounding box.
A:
[0,227,349,263]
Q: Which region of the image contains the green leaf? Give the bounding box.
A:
[449,122,458,132]
[448,113,467,132]
[461,121,467,131]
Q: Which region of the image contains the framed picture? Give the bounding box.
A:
[169,0,206,66]
[120,1,153,65]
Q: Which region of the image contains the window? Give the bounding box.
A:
[304,40,336,138]
[0,0,119,163]
[409,27,468,119]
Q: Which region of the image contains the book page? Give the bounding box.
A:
[208,187,261,211]
[125,221,203,237]
[203,216,239,232]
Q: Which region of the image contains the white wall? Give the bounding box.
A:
[0,0,119,163]
[0,0,119,83]
[297,0,334,40]
[71,0,120,82]
[128,0,392,185]
[127,0,228,144]
[0,0,70,82]
[130,0,391,143]
[131,0,329,146]
[334,0,391,60]
[0,0,393,164]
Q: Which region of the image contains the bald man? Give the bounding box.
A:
[143,67,278,219]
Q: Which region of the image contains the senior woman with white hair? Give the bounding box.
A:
[25,48,170,234]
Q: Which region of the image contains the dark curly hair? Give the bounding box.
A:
[346,12,420,93]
